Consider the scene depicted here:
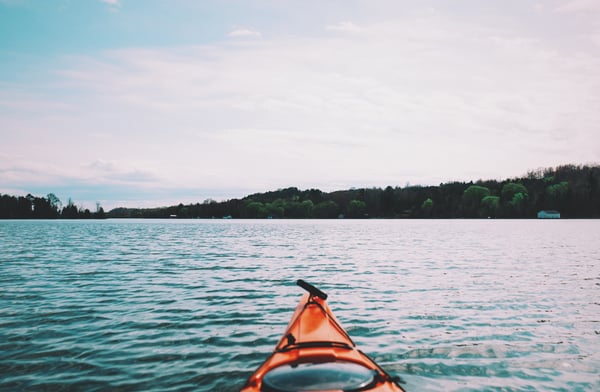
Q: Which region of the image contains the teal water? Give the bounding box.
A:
[1,219,599,391]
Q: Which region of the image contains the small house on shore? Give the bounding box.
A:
[537,210,560,219]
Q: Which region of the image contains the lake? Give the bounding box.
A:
[1,219,599,391]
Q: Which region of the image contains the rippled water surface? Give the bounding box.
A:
[1,219,599,391]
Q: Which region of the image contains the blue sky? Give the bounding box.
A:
[1,0,599,210]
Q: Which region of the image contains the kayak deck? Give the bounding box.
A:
[241,280,405,392]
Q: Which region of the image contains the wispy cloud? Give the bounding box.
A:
[326,21,364,33]
[85,159,159,184]
[2,3,600,207]
[45,21,600,172]
[555,0,600,13]
[227,28,262,38]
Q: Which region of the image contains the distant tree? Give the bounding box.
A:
[509,192,527,215]
[284,201,304,218]
[381,186,395,216]
[0,194,16,218]
[265,202,284,218]
[32,195,58,218]
[306,189,324,205]
[500,183,529,217]
[346,199,367,218]
[244,201,267,218]
[501,182,528,201]
[545,181,569,210]
[421,198,434,218]
[363,188,383,217]
[299,200,314,218]
[463,185,490,203]
[93,202,106,218]
[481,195,500,218]
[7,163,596,220]
[61,198,79,219]
[95,206,106,219]
[47,193,62,211]
[463,185,491,217]
[313,200,339,219]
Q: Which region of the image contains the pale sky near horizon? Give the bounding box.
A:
[1,0,599,210]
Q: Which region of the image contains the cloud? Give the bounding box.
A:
[71,27,597,168]
[0,156,158,189]
[101,0,120,5]
[85,159,159,184]
[227,28,262,38]
[326,21,364,33]
[0,156,166,209]
[555,0,600,13]
[3,5,600,207]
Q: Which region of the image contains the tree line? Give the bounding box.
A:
[0,193,106,219]
[107,164,599,219]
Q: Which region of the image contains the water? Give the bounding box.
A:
[1,219,599,391]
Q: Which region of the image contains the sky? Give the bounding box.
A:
[1,0,599,210]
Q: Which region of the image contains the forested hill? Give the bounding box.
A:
[1,164,598,219]
[107,164,600,219]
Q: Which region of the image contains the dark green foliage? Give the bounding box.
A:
[463,185,491,217]
[346,200,367,218]
[464,185,491,202]
[244,201,267,218]
[313,201,340,219]
[481,196,500,218]
[421,198,434,218]
[501,182,528,200]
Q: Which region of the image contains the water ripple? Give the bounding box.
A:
[1,219,599,391]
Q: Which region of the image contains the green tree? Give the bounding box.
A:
[300,200,314,218]
[501,182,528,201]
[421,198,433,217]
[501,183,529,217]
[462,185,490,217]
[346,199,366,218]
[509,192,527,215]
[313,200,339,218]
[285,200,313,218]
[546,181,569,209]
[265,202,284,218]
[463,185,490,203]
[381,186,395,216]
[481,195,500,218]
[243,201,268,218]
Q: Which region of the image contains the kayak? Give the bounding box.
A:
[241,280,405,392]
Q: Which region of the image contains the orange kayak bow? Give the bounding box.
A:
[241,280,405,392]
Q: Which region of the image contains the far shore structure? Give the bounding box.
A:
[537,210,561,219]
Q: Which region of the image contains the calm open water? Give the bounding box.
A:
[0,219,599,391]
